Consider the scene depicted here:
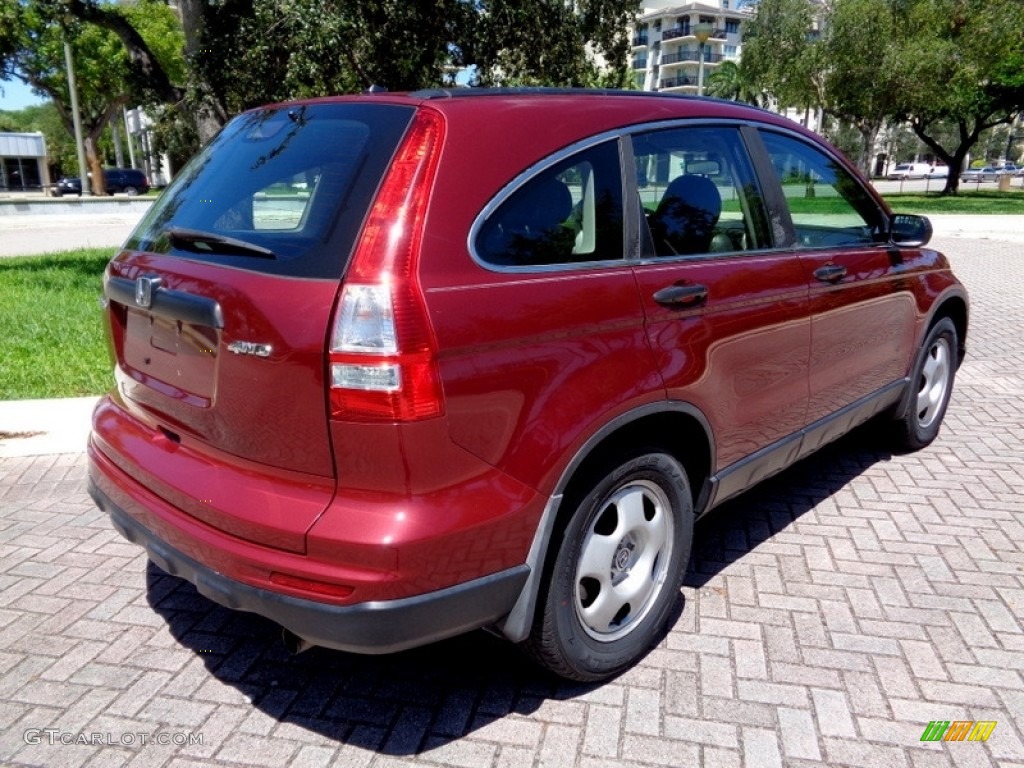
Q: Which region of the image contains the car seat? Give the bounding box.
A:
[648,175,723,255]
[483,175,574,265]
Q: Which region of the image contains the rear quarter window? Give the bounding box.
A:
[474,139,624,268]
[126,103,415,279]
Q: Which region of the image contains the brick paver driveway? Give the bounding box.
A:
[2,236,1022,768]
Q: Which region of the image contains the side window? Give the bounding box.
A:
[758,130,884,248]
[219,171,321,232]
[632,126,769,257]
[476,141,623,268]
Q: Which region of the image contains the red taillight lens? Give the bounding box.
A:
[328,109,445,422]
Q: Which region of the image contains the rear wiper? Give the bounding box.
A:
[167,227,277,259]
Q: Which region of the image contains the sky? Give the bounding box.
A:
[0,78,49,111]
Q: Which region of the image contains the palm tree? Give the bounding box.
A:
[704,60,764,106]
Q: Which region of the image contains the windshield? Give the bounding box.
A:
[126,102,415,278]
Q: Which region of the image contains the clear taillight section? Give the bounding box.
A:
[328,109,445,422]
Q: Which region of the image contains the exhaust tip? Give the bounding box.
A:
[281,628,314,655]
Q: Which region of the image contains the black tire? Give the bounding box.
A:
[526,452,693,681]
[892,317,957,452]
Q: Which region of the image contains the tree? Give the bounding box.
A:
[0,2,23,71]
[468,0,635,88]
[820,0,902,175]
[704,60,764,106]
[9,0,639,161]
[893,0,1024,194]
[741,0,825,116]
[2,0,184,192]
[143,0,637,148]
[743,0,1024,192]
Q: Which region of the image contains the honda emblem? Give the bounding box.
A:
[135,276,160,308]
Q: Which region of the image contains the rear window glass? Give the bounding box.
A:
[125,103,414,278]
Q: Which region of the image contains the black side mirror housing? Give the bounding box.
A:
[890,213,933,248]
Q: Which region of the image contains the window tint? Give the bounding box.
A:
[126,104,414,278]
[476,140,623,267]
[758,130,884,248]
[632,126,768,257]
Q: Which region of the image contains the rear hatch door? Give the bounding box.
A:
[99,101,415,549]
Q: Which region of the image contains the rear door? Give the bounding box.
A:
[628,124,811,486]
[99,102,414,547]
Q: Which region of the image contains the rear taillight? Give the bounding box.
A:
[328,109,445,422]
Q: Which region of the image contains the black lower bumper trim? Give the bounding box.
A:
[89,478,530,654]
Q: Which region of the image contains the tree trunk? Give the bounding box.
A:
[857,121,880,179]
[84,135,105,195]
[177,0,227,145]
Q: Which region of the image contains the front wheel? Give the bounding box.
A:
[892,317,957,451]
[526,452,693,681]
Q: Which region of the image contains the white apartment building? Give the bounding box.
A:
[631,0,753,94]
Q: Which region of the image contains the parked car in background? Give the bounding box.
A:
[925,165,949,179]
[51,168,150,196]
[53,176,84,196]
[88,88,968,682]
[887,162,930,180]
[104,168,150,195]
[961,166,1000,182]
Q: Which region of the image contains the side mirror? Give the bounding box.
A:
[890,213,932,248]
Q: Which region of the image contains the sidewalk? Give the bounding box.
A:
[927,213,1024,243]
[0,396,99,458]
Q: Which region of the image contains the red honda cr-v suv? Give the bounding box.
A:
[88,89,968,681]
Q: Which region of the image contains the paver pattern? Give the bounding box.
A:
[1,235,1022,768]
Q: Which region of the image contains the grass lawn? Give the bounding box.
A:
[884,189,1024,214]
[0,248,112,399]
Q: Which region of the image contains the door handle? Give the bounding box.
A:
[814,264,847,283]
[653,283,708,308]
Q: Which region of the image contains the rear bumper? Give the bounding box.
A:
[89,477,530,654]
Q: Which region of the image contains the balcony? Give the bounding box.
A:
[662,26,727,42]
[661,51,726,65]
[662,27,691,42]
[633,57,648,69]
[632,34,649,47]
[660,76,694,89]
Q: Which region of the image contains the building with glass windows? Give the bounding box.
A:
[0,132,49,192]
[631,0,752,94]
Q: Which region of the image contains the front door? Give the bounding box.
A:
[756,130,918,428]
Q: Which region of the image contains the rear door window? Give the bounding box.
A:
[125,103,414,278]
[632,126,770,257]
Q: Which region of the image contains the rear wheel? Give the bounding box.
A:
[892,317,957,451]
[527,452,693,681]
[123,186,139,197]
